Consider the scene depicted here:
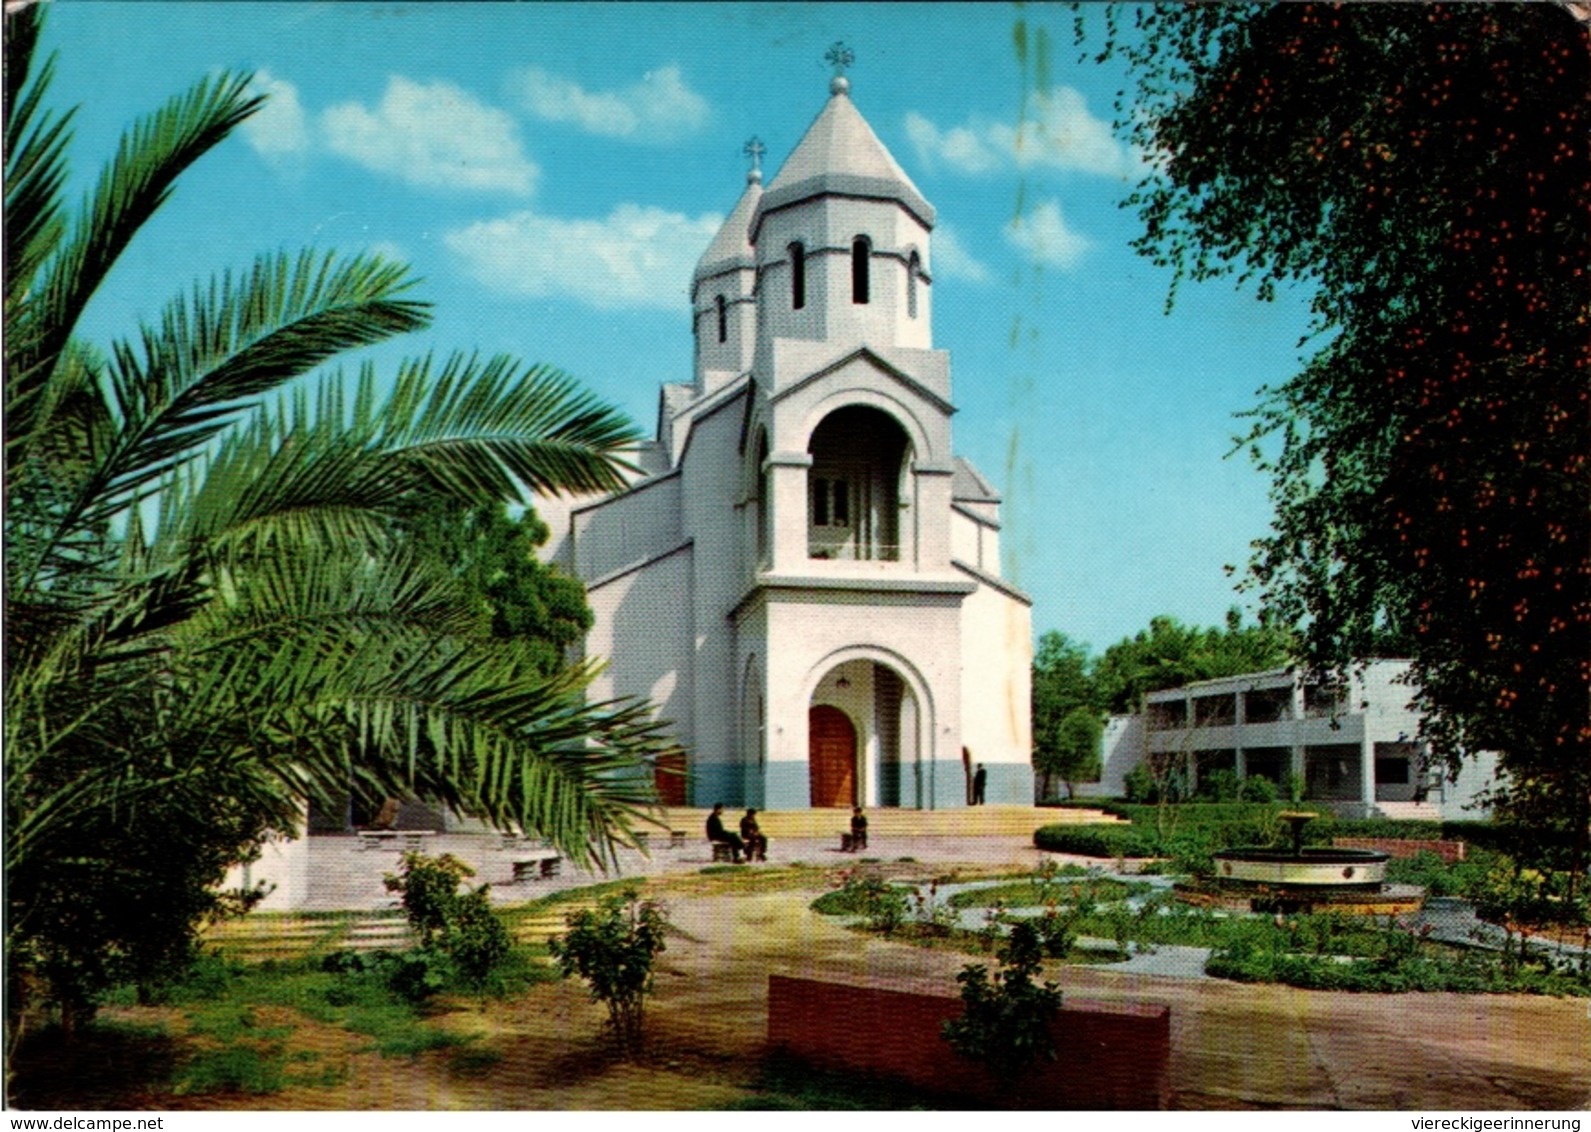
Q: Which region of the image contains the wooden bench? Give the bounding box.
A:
[669,830,687,850]
[711,842,736,863]
[510,852,562,882]
[357,830,435,852]
[840,832,868,852]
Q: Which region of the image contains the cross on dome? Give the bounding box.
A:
[742,136,766,183]
[825,41,854,95]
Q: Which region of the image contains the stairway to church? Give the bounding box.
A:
[655,804,1121,841]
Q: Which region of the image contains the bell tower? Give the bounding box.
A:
[750,57,936,359]
[691,140,764,395]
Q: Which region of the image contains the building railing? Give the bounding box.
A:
[808,542,901,562]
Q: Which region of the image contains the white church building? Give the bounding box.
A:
[541,72,1034,810]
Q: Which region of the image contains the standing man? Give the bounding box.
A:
[706,802,745,862]
[972,763,988,806]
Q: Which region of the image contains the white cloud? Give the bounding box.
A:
[510,65,708,142]
[322,76,538,195]
[363,239,408,265]
[241,68,309,158]
[930,223,991,285]
[1005,199,1090,270]
[905,112,999,175]
[445,204,722,310]
[907,86,1140,180]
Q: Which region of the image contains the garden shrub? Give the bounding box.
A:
[548,888,668,1057]
[1032,824,1155,858]
[942,921,1063,1079]
[1239,775,1279,803]
[381,851,513,992]
[812,871,911,934]
[1123,765,1158,804]
[1197,769,1243,802]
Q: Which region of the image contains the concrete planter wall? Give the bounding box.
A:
[766,974,1170,1109]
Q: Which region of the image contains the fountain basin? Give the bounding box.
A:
[1212,847,1390,888]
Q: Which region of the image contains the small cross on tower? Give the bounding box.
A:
[825,41,855,77]
[743,136,766,179]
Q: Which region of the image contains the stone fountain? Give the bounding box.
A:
[1179,811,1424,915]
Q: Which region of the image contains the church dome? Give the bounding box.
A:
[692,171,763,288]
[752,81,935,241]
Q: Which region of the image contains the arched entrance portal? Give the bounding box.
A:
[808,705,857,807]
[808,655,924,808]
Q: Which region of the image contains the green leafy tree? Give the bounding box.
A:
[1045,707,1104,800]
[1078,4,1591,879]
[548,888,669,1057]
[402,497,592,676]
[1030,631,1100,799]
[4,7,674,1049]
[1092,611,1293,714]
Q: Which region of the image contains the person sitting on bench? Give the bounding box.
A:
[706,803,745,863]
[739,808,768,862]
[850,806,869,851]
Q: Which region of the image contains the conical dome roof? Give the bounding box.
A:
[753,83,935,239]
[693,173,763,283]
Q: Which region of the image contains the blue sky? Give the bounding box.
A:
[49,1,1317,654]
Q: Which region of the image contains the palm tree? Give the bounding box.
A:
[4,6,673,1044]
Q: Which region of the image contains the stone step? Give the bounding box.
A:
[652,805,1118,840]
[1375,802,1443,822]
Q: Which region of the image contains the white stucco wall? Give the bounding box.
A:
[959,578,1032,773]
[220,826,309,913]
[572,473,685,583]
[584,546,695,752]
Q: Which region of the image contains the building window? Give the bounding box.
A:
[789,241,806,310]
[907,250,920,319]
[1147,700,1188,730]
[810,478,850,528]
[852,236,871,304]
[715,294,727,343]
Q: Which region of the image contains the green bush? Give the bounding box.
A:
[812,872,912,934]
[548,888,668,1057]
[1198,769,1243,802]
[381,851,513,992]
[1239,775,1278,803]
[942,922,1063,1079]
[1123,765,1158,804]
[1032,824,1156,859]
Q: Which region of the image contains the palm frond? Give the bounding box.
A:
[377,354,641,499]
[23,69,263,388]
[14,251,429,594]
[4,5,75,455]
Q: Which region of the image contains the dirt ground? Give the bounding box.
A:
[44,865,1591,1111]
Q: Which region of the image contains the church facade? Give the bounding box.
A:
[544,74,1033,809]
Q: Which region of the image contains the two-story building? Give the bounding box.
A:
[1079,661,1497,820]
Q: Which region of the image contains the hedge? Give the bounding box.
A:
[1032,824,1159,858]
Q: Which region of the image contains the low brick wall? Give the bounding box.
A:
[1334,837,1466,863]
[766,974,1169,1109]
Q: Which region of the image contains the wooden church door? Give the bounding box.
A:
[808,705,857,807]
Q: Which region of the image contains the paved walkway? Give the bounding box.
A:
[296,829,1061,912]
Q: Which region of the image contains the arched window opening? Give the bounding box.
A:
[907,251,921,319]
[789,242,806,310]
[807,405,909,561]
[851,236,871,304]
[715,294,727,343]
